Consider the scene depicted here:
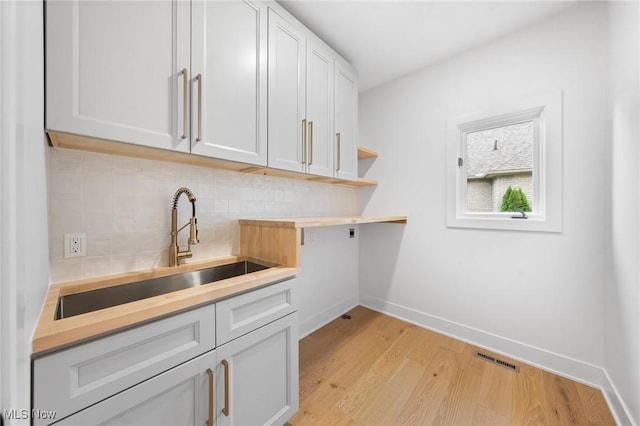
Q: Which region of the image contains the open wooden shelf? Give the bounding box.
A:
[345,178,378,187]
[48,131,378,188]
[358,146,379,160]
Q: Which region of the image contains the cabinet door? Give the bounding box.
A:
[45,0,190,152]
[191,0,268,166]
[267,8,306,173]
[216,277,297,346]
[55,350,216,426]
[306,39,335,178]
[216,313,299,426]
[33,304,216,425]
[334,58,359,181]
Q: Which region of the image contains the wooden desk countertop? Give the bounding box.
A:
[239,215,408,228]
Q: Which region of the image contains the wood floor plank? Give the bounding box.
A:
[472,354,514,425]
[512,364,552,426]
[357,358,426,425]
[289,307,615,426]
[336,323,417,417]
[541,370,590,425]
[395,346,461,425]
[405,325,448,366]
[435,345,487,425]
[576,383,616,425]
[293,331,389,424]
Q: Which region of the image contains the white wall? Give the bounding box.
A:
[605,2,640,424]
[47,149,358,283]
[298,226,359,337]
[1,1,50,424]
[360,0,610,391]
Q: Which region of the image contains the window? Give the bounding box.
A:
[446,92,563,232]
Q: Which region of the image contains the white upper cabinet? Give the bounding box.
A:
[190,0,268,166]
[46,1,358,176]
[305,39,335,178]
[45,0,191,153]
[267,8,306,173]
[267,6,357,180]
[334,58,359,181]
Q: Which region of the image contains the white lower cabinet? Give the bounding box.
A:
[32,277,299,426]
[33,304,216,425]
[55,350,216,426]
[215,313,299,426]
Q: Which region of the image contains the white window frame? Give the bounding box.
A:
[446,92,563,232]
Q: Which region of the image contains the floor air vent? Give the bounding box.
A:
[474,351,520,372]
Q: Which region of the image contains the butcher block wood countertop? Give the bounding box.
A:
[33,255,299,355]
[33,216,405,356]
[239,215,407,271]
[239,215,408,228]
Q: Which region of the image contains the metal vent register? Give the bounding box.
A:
[474,351,520,372]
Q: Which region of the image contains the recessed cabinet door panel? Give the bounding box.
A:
[216,313,299,426]
[267,9,306,173]
[191,0,267,166]
[54,350,215,426]
[32,304,216,425]
[45,0,190,152]
[306,41,335,178]
[335,59,358,181]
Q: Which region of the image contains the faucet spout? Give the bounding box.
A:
[170,187,199,267]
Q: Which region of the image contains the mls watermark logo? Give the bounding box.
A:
[3,409,57,422]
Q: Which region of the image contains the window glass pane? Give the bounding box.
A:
[466,121,534,212]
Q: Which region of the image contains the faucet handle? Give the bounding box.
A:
[189,217,199,245]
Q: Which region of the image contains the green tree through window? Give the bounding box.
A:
[501,186,531,212]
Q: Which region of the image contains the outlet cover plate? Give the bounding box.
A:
[64,232,87,258]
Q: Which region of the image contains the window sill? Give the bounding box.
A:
[447,213,562,232]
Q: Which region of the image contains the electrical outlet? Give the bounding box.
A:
[64,233,87,258]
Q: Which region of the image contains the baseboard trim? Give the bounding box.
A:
[299,296,359,339]
[601,368,635,425]
[360,294,633,424]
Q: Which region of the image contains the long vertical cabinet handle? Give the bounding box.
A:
[302,119,307,165]
[196,74,202,142]
[308,121,314,165]
[181,68,188,139]
[221,359,230,416]
[206,368,214,426]
[336,132,341,171]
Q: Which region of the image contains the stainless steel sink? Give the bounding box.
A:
[55,260,270,320]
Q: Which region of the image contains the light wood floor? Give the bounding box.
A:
[288,306,614,426]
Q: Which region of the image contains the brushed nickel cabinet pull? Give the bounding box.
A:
[302,119,307,165]
[222,359,230,416]
[336,132,341,171]
[181,68,188,139]
[196,74,202,142]
[206,368,214,426]
[308,121,314,165]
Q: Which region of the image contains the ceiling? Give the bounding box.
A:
[278,1,579,92]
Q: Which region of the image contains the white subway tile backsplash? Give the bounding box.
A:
[214,200,229,214]
[83,152,113,176]
[83,256,112,278]
[50,259,83,282]
[111,254,137,275]
[112,156,137,175]
[228,199,242,214]
[135,250,166,270]
[48,148,359,283]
